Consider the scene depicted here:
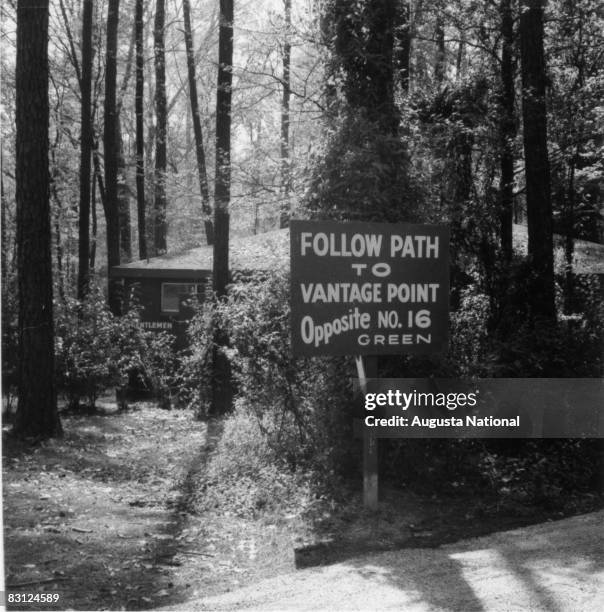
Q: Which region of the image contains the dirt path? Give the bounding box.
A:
[3,403,304,611]
[167,510,604,611]
[3,403,208,610]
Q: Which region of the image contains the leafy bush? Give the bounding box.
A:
[180,264,603,515]
[449,285,491,376]
[384,437,601,509]
[478,440,602,506]
[486,318,602,377]
[55,288,174,408]
[487,268,602,378]
[174,301,216,412]
[383,438,485,493]
[377,271,603,502]
[180,271,356,479]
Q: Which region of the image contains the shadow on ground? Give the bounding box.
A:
[3,405,217,611]
[294,484,603,570]
[189,511,604,611]
[336,511,604,611]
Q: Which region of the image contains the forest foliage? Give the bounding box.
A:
[2,0,603,502]
[3,0,602,307]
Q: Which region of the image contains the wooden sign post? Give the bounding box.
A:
[290,221,449,508]
[356,355,378,509]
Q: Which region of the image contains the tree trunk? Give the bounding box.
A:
[449,130,474,261]
[211,0,234,415]
[77,0,93,299]
[394,1,411,93]
[135,0,147,259]
[519,0,555,321]
[335,0,397,129]
[455,32,465,79]
[564,161,575,313]
[92,135,106,209]
[117,116,132,261]
[1,158,8,288]
[279,0,292,228]
[90,160,97,270]
[92,131,105,274]
[58,0,81,84]
[213,0,233,298]
[365,0,397,133]
[499,0,516,263]
[115,22,135,264]
[434,10,446,85]
[15,0,62,438]
[145,81,156,180]
[50,180,66,304]
[183,0,213,244]
[104,0,122,314]
[153,0,168,255]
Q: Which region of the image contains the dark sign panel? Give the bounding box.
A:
[290,220,449,356]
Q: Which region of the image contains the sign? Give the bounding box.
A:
[290,220,449,356]
[140,321,174,331]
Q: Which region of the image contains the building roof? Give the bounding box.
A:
[110,228,289,279]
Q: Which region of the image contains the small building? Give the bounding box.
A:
[110,229,289,348]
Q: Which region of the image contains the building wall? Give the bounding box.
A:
[122,275,209,350]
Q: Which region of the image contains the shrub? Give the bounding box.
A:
[180,271,356,478]
[449,285,491,376]
[478,439,602,505]
[174,301,216,412]
[181,266,603,513]
[376,270,603,501]
[55,287,174,408]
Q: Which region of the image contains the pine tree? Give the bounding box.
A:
[104,0,122,314]
[153,0,168,254]
[135,0,147,259]
[183,0,213,244]
[211,0,234,415]
[77,0,93,299]
[14,0,62,438]
[520,0,555,320]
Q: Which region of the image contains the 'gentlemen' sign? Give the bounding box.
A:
[290,221,449,356]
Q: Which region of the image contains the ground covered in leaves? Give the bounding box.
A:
[3,403,602,611]
[3,403,311,611]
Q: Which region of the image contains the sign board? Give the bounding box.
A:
[290,220,449,356]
